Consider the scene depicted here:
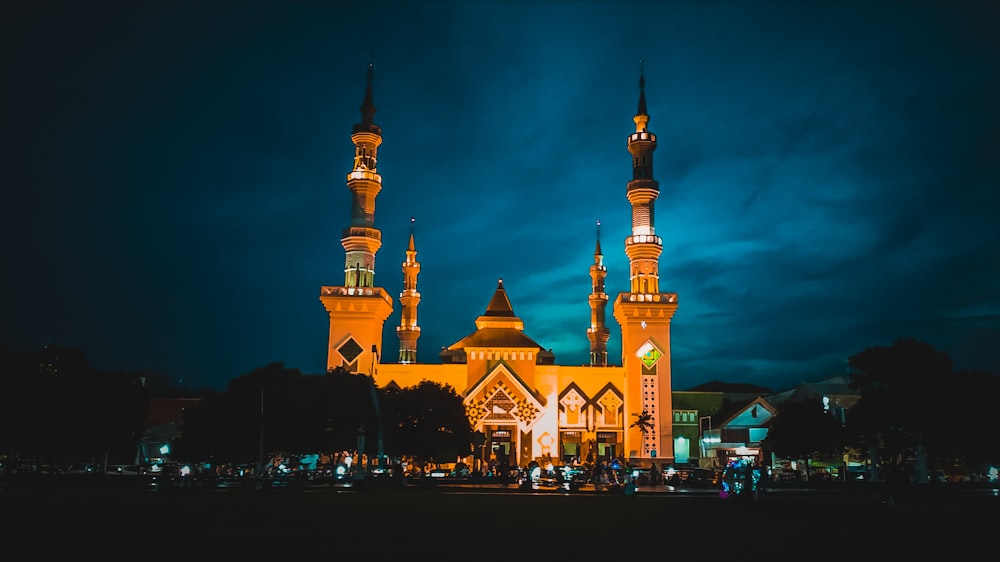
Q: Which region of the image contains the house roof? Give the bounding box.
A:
[685,380,773,395]
[144,397,201,427]
[766,375,860,405]
[715,396,777,428]
[447,327,545,350]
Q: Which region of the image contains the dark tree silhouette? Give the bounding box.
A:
[0,346,148,470]
[846,338,953,483]
[177,364,379,465]
[382,380,472,468]
[630,409,654,439]
[762,398,844,481]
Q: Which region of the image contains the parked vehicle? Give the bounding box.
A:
[65,463,97,475]
[684,468,720,488]
[106,464,145,476]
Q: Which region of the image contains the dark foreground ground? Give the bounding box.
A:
[3,479,997,557]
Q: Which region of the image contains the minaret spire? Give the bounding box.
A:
[587,219,609,366]
[397,217,422,364]
[344,63,384,289]
[636,59,648,118]
[625,65,660,294]
[359,62,376,128]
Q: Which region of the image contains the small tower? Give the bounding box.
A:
[587,220,610,366]
[320,63,393,374]
[612,64,678,462]
[397,218,421,364]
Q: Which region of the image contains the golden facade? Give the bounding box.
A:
[321,64,679,468]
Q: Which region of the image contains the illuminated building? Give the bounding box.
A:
[320,64,679,468]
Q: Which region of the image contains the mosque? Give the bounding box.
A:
[320,64,682,469]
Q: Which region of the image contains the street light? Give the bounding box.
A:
[368,345,386,471]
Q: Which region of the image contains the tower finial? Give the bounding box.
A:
[360,62,376,124]
[595,220,603,255]
[636,60,648,117]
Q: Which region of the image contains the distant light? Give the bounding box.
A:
[159,444,170,455]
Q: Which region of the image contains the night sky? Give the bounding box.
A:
[4,1,999,392]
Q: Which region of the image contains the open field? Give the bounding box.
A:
[4,479,997,557]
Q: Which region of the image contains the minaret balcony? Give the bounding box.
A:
[347,170,381,182]
[626,182,659,199]
[626,234,662,246]
[628,132,656,143]
[341,226,382,242]
[320,285,393,303]
[618,292,678,304]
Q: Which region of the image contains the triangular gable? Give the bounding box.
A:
[558,382,589,427]
[587,381,624,411]
[558,381,589,403]
[719,396,777,428]
[463,362,544,432]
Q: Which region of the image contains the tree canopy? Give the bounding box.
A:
[0,346,148,469]
[175,366,474,468]
[763,398,844,476]
[845,337,1000,479]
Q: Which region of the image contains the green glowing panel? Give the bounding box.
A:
[640,344,661,369]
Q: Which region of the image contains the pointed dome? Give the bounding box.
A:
[594,219,603,257]
[633,61,650,133]
[636,64,648,117]
[441,278,550,363]
[353,62,381,135]
[484,279,515,317]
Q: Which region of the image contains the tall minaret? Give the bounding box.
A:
[612,64,678,462]
[343,62,383,290]
[320,63,393,374]
[587,220,609,366]
[397,217,421,364]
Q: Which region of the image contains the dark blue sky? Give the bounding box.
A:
[4,1,998,392]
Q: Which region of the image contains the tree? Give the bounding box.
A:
[630,409,654,441]
[927,368,1000,476]
[177,364,376,465]
[846,338,953,484]
[382,380,472,469]
[762,398,844,481]
[0,346,148,470]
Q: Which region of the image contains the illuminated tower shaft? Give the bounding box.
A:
[397,221,421,364]
[343,63,383,289]
[587,221,609,367]
[624,69,661,295]
[320,64,392,374]
[613,66,678,462]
